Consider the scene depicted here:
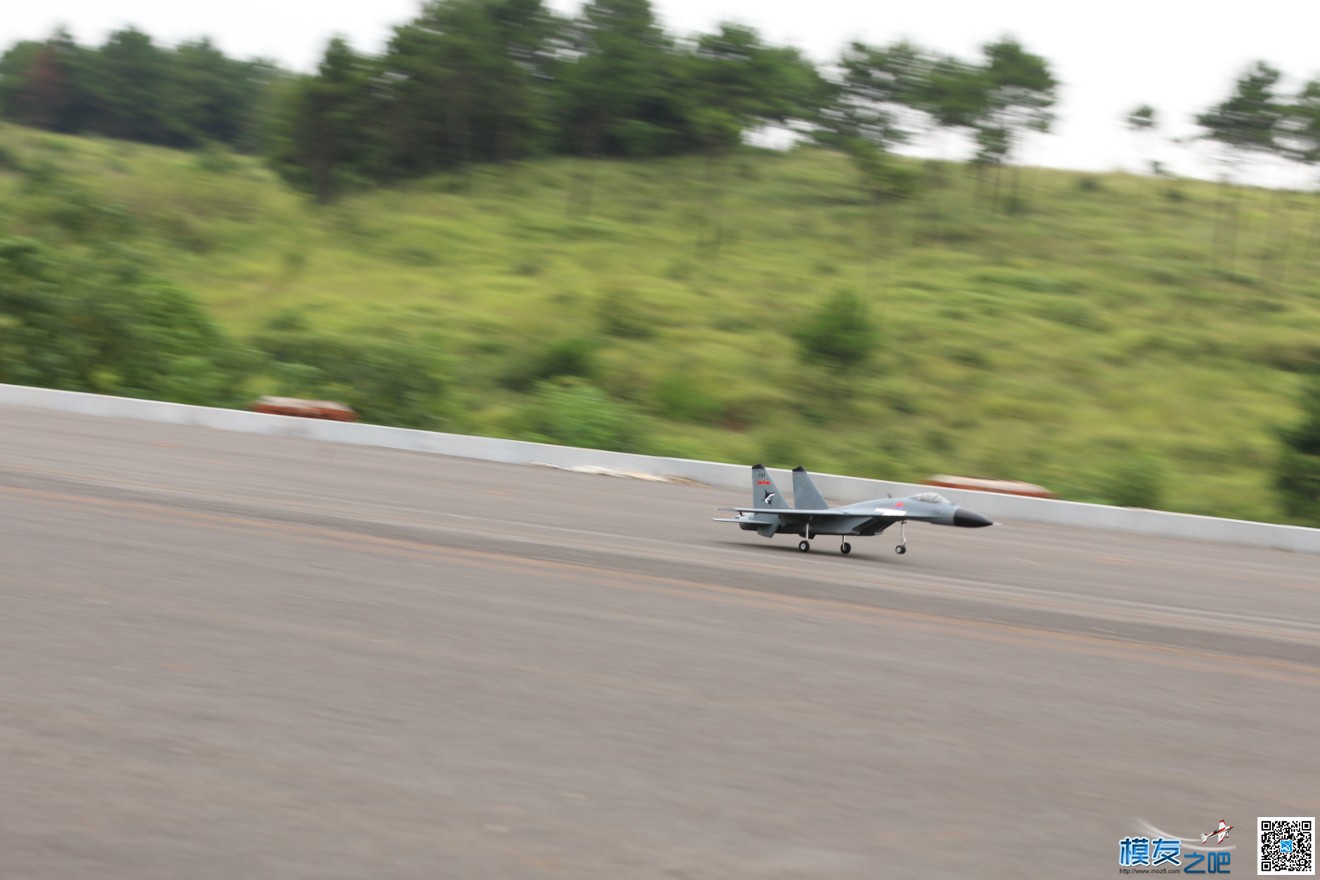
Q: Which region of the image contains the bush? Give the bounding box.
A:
[1275,374,1320,525]
[0,143,22,172]
[652,372,722,424]
[1103,454,1166,509]
[253,324,451,428]
[520,378,639,451]
[795,289,875,371]
[0,237,253,404]
[597,288,654,339]
[499,336,598,390]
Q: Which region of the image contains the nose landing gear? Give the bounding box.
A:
[895,521,908,555]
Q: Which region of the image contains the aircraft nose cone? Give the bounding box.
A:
[953,508,994,528]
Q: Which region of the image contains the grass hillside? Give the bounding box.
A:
[3,122,1319,523]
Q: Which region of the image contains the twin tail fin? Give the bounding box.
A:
[750,463,790,510]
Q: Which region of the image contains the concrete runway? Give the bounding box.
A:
[2,406,1317,879]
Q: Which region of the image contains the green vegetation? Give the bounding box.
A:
[796,289,876,372]
[3,122,1320,524]
[1276,374,1320,524]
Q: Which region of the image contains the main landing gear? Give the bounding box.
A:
[801,538,854,555]
[895,521,908,555]
[796,537,883,556]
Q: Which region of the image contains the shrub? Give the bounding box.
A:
[1275,374,1320,525]
[499,336,598,390]
[652,372,722,424]
[0,143,22,172]
[0,237,252,404]
[521,378,639,451]
[795,289,875,371]
[1104,454,1166,509]
[253,325,451,428]
[597,288,654,339]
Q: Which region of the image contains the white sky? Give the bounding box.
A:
[4,0,1320,182]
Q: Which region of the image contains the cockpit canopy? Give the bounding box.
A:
[912,492,950,504]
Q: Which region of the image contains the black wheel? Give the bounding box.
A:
[798,540,811,553]
[840,542,852,555]
[895,544,907,555]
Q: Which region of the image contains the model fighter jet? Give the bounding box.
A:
[714,464,994,555]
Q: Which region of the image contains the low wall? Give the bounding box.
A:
[3,383,1318,554]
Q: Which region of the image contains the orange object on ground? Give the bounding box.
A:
[925,475,1055,499]
[250,396,358,422]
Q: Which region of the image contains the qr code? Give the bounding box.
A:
[1259,817,1314,875]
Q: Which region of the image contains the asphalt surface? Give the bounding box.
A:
[2,405,1317,879]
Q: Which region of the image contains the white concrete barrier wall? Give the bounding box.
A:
[3,382,1319,555]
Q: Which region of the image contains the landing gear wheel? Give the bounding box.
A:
[895,544,907,555]
[840,542,852,555]
[798,540,811,553]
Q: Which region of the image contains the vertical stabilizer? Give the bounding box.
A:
[792,466,830,510]
[751,464,789,510]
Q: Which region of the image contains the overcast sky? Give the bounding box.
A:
[5,0,1320,182]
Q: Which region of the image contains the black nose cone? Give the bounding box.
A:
[953,508,994,528]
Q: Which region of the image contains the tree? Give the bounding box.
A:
[975,37,1056,211]
[557,0,685,159]
[554,0,687,216]
[1,29,274,150]
[1275,372,1320,525]
[1126,103,1155,132]
[1196,61,1286,271]
[913,53,988,159]
[685,23,825,135]
[681,23,825,256]
[1125,103,1160,175]
[1277,78,1320,262]
[1197,61,1285,160]
[379,0,559,177]
[0,29,93,133]
[172,38,278,149]
[821,40,927,156]
[1282,78,1320,169]
[269,36,380,201]
[86,28,189,145]
[817,38,944,239]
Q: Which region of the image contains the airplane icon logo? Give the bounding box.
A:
[1200,820,1233,844]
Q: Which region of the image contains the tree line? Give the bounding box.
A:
[0,0,1062,202]
[7,3,1320,203]
[0,27,275,151]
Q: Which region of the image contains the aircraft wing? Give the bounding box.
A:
[719,507,909,519]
